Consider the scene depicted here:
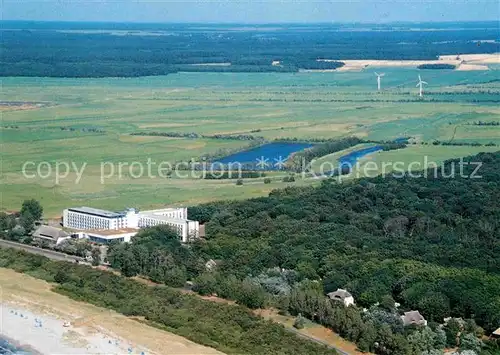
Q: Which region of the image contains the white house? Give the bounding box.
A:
[327,288,355,307]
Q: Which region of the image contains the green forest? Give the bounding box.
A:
[106,152,500,354]
[1,152,499,354]
[1,21,499,77]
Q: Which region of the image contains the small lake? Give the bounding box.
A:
[214,142,314,170]
[338,145,383,167]
[320,145,384,177]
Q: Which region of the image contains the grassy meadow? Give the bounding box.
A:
[1,69,499,216]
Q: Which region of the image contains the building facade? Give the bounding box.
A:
[63,207,132,230]
[137,215,199,243]
[63,206,198,243]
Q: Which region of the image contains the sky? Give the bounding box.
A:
[2,0,499,23]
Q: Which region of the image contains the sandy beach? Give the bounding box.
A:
[0,268,224,355]
[1,303,148,354]
[317,53,500,72]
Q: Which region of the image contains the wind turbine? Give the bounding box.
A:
[375,72,385,91]
[416,75,428,97]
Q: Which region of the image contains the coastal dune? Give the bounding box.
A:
[0,268,223,355]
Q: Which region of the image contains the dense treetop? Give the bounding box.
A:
[189,152,500,331]
[1,22,499,77]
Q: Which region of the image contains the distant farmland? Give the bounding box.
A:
[1,69,499,216]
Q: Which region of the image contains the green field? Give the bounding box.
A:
[1,69,499,216]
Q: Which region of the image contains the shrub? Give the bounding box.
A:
[293,314,305,329]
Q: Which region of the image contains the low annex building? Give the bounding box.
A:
[72,228,139,244]
[32,225,70,245]
[327,288,355,307]
[492,328,500,338]
[62,206,199,243]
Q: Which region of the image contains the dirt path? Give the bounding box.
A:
[255,309,372,355]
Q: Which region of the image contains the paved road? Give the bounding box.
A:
[0,239,349,354]
[0,239,85,263]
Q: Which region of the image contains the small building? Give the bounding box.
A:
[199,224,206,238]
[32,225,70,245]
[492,327,500,338]
[327,288,355,307]
[205,259,218,271]
[401,311,427,327]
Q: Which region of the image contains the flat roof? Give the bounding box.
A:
[67,207,124,219]
[138,214,193,224]
[85,228,139,236]
[141,207,185,213]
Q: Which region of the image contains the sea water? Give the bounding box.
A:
[0,337,33,355]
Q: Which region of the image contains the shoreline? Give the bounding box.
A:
[1,302,150,355]
[0,268,223,355]
[0,333,43,355]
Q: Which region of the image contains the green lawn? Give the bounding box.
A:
[352,145,500,179]
[1,70,499,216]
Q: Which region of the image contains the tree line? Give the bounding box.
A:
[417,64,456,70]
[2,25,498,77]
[467,121,500,126]
[131,131,265,141]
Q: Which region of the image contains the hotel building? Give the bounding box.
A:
[63,206,199,243]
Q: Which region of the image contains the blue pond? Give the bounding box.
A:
[214,142,314,170]
[320,145,384,177]
[338,145,384,167]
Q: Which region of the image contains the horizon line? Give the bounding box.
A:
[1,19,499,25]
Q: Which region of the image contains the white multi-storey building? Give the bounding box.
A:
[63,207,130,230]
[138,215,199,242]
[63,206,198,243]
[141,208,187,220]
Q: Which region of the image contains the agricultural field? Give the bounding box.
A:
[1,68,499,216]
